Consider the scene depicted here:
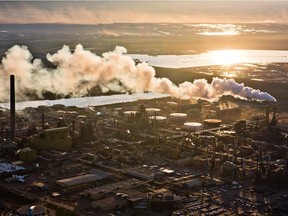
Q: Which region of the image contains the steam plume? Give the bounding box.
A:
[0,44,276,103]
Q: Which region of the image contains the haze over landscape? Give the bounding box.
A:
[1,0,288,108]
[2,2,288,216]
[1,1,288,24]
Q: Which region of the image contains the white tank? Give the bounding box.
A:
[167,101,178,107]
[145,108,161,116]
[149,116,167,123]
[184,122,202,131]
[114,107,123,111]
[167,101,178,111]
[170,113,187,124]
[123,111,137,119]
[113,108,123,117]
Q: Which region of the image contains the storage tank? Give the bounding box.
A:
[167,101,178,107]
[170,113,187,125]
[114,107,123,112]
[204,119,222,129]
[17,205,46,216]
[113,107,123,117]
[149,116,167,124]
[167,101,178,111]
[184,122,202,132]
[145,108,161,116]
[123,111,137,120]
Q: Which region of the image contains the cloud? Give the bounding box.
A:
[0,1,288,24]
[0,44,276,102]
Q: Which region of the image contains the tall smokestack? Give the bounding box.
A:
[41,113,45,130]
[10,75,16,141]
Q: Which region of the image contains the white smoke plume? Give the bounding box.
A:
[0,44,276,103]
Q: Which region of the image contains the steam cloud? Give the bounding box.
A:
[0,44,276,103]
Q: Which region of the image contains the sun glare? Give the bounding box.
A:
[210,50,244,65]
[222,71,236,78]
[198,31,240,36]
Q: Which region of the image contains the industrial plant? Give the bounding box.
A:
[0,75,288,216]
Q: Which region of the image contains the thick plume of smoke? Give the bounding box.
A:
[0,44,276,103]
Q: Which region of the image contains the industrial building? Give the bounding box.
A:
[91,197,127,211]
[56,173,107,188]
[0,75,288,216]
[17,148,37,163]
[30,127,72,152]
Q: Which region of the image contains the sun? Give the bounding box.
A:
[210,50,244,65]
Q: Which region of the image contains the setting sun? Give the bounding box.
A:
[210,50,244,65]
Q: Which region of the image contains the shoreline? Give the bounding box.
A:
[0,93,169,111]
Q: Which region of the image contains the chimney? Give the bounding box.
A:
[270,104,277,127]
[41,113,45,130]
[10,75,16,141]
[265,105,270,126]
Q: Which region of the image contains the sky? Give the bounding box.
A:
[0,1,288,24]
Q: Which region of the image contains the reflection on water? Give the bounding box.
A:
[129,50,288,84]
[184,23,277,36]
[197,31,240,36]
[194,23,240,36]
[209,50,246,65]
[130,50,288,68]
[222,72,237,78]
[206,62,288,84]
[251,78,264,82]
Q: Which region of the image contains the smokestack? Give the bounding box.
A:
[41,113,45,130]
[72,121,75,146]
[265,105,270,126]
[10,75,15,141]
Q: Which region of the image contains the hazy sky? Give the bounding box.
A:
[0,1,288,24]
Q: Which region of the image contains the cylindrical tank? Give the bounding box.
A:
[145,108,161,116]
[114,108,122,111]
[17,205,46,216]
[170,113,187,125]
[113,108,123,117]
[149,116,167,124]
[204,119,222,129]
[184,122,202,132]
[123,111,137,120]
[167,102,178,111]
[167,101,178,107]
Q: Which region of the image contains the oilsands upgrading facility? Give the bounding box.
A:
[0,75,288,216]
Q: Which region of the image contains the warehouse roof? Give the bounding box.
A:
[0,163,25,174]
[56,173,105,188]
[44,127,68,134]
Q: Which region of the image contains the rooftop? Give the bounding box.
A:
[0,163,25,174]
[56,173,105,188]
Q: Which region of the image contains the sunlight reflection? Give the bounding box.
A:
[222,72,236,78]
[198,31,240,36]
[210,50,245,65]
